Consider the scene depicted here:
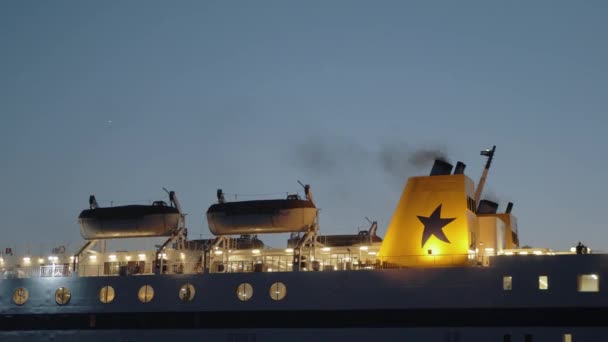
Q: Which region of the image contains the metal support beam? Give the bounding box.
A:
[72,240,98,276]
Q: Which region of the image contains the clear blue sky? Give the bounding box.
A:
[1,1,607,254]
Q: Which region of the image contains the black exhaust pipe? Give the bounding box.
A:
[478,200,499,214]
[454,161,466,175]
[430,160,453,176]
[506,202,514,214]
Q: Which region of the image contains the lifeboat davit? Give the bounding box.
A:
[79,200,180,240]
[206,191,317,235]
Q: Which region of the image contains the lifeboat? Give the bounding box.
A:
[79,199,180,240]
[206,190,317,235]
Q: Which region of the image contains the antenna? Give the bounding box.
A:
[474,145,496,210]
[480,146,496,170]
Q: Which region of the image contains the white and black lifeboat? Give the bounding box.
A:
[206,188,317,235]
[79,195,180,240]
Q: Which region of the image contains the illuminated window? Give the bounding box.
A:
[179,283,195,302]
[99,286,115,304]
[269,282,287,301]
[503,276,512,290]
[577,274,599,292]
[55,287,71,305]
[138,285,154,303]
[12,288,28,305]
[538,275,549,290]
[563,333,572,342]
[236,283,253,301]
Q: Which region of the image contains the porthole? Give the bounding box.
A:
[12,287,28,305]
[55,287,71,305]
[236,283,253,301]
[138,285,154,303]
[99,286,115,304]
[269,282,287,301]
[179,283,195,302]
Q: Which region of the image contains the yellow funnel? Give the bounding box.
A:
[377,173,477,267]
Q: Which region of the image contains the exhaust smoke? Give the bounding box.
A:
[290,138,449,185]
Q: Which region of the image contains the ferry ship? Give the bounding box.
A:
[0,146,606,342]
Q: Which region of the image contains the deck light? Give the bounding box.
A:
[252,249,260,254]
[285,248,294,253]
[23,257,31,264]
[89,255,97,261]
[214,250,223,255]
[108,255,117,261]
[359,246,368,251]
[321,247,331,252]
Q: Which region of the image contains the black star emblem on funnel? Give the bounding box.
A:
[417,205,456,248]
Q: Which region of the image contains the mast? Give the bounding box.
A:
[474,145,496,211]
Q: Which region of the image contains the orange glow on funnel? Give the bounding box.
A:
[377,174,477,267]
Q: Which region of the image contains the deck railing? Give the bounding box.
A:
[1,264,72,279]
[1,254,481,278]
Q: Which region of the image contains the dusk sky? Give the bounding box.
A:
[1,1,607,254]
